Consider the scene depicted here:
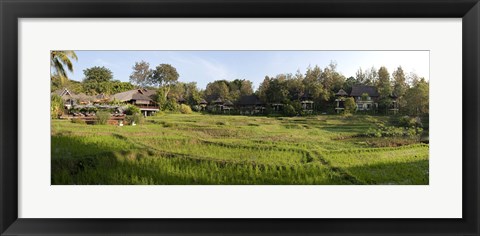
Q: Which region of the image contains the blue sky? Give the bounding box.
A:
[66,51,429,90]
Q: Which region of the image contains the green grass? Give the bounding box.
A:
[51,114,429,185]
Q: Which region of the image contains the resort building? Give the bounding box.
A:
[334,89,349,113]
[350,85,379,111]
[335,85,399,113]
[111,89,159,116]
[237,95,266,114]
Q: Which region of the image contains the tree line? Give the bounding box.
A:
[51,56,429,116]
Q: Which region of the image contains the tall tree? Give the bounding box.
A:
[355,68,366,84]
[129,61,152,88]
[376,66,393,112]
[364,66,378,86]
[83,66,113,83]
[392,66,408,110]
[150,64,179,98]
[257,76,271,103]
[204,80,230,102]
[392,66,407,97]
[320,61,345,100]
[50,50,78,84]
[405,78,429,115]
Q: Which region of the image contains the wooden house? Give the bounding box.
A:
[349,85,379,111]
[334,89,348,113]
[199,99,208,111]
[237,95,266,114]
[300,93,314,114]
[51,88,76,109]
[111,89,159,116]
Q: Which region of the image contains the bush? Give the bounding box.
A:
[364,123,423,138]
[398,116,423,128]
[282,104,297,117]
[126,113,143,125]
[344,97,356,114]
[179,104,192,114]
[164,98,179,112]
[95,111,110,125]
[124,104,141,115]
[191,105,201,112]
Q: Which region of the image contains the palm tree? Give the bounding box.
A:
[50,50,78,84]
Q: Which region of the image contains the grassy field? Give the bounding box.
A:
[51,113,429,185]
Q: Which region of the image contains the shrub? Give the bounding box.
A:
[191,105,201,112]
[398,116,423,128]
[344,97,356,114]
[126,113,143,125]
[95,111,110,125]
[124,104,141,115]
[283,104,297,117]
[164,98,179,112]
[179,104,192,114]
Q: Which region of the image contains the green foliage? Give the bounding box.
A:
[50,50,78,84]
[361,93,370,101]
[397,116,423,128]
[191,105,201,112]
[164,98,179,112]
[179,104,193,114]
[150,64,179,95]
[282,104,297,117]
[50,95,64,119]
[204,80,230,102]
[124,104,141,115]
[344,97,356,114]
[129,61,152,88]
[95,111,111,125]
[404,78,429,116]
[83,66,113,83]
[126,113,144,125]
[365,123,423,138]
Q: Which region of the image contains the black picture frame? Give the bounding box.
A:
[1,0,479,235]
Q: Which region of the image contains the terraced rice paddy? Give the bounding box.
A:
[51,114,429,185]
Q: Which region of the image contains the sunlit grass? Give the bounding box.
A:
[51,114,429,185]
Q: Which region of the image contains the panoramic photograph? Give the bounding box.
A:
[51,50,429,185]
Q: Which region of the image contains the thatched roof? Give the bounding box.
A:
[73,93,95,102]
[224,100,234,106]
[213,98,224,104]
[336,89,348,96]
[52,88,73,98]
[199,99,208,105]
[112,89,155,102]
[350,85,379,97]
[95,93,109,100]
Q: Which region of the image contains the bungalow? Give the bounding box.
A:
[350,85,379,111]
[334,89,349,113]
[300,93,314,114]
[237,95,266,114]
[198,99,208,111]
[111,89,159,116]
[335,85,398,113]
[51,88,76,109]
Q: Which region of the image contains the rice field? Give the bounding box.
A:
[51,113,429,185]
